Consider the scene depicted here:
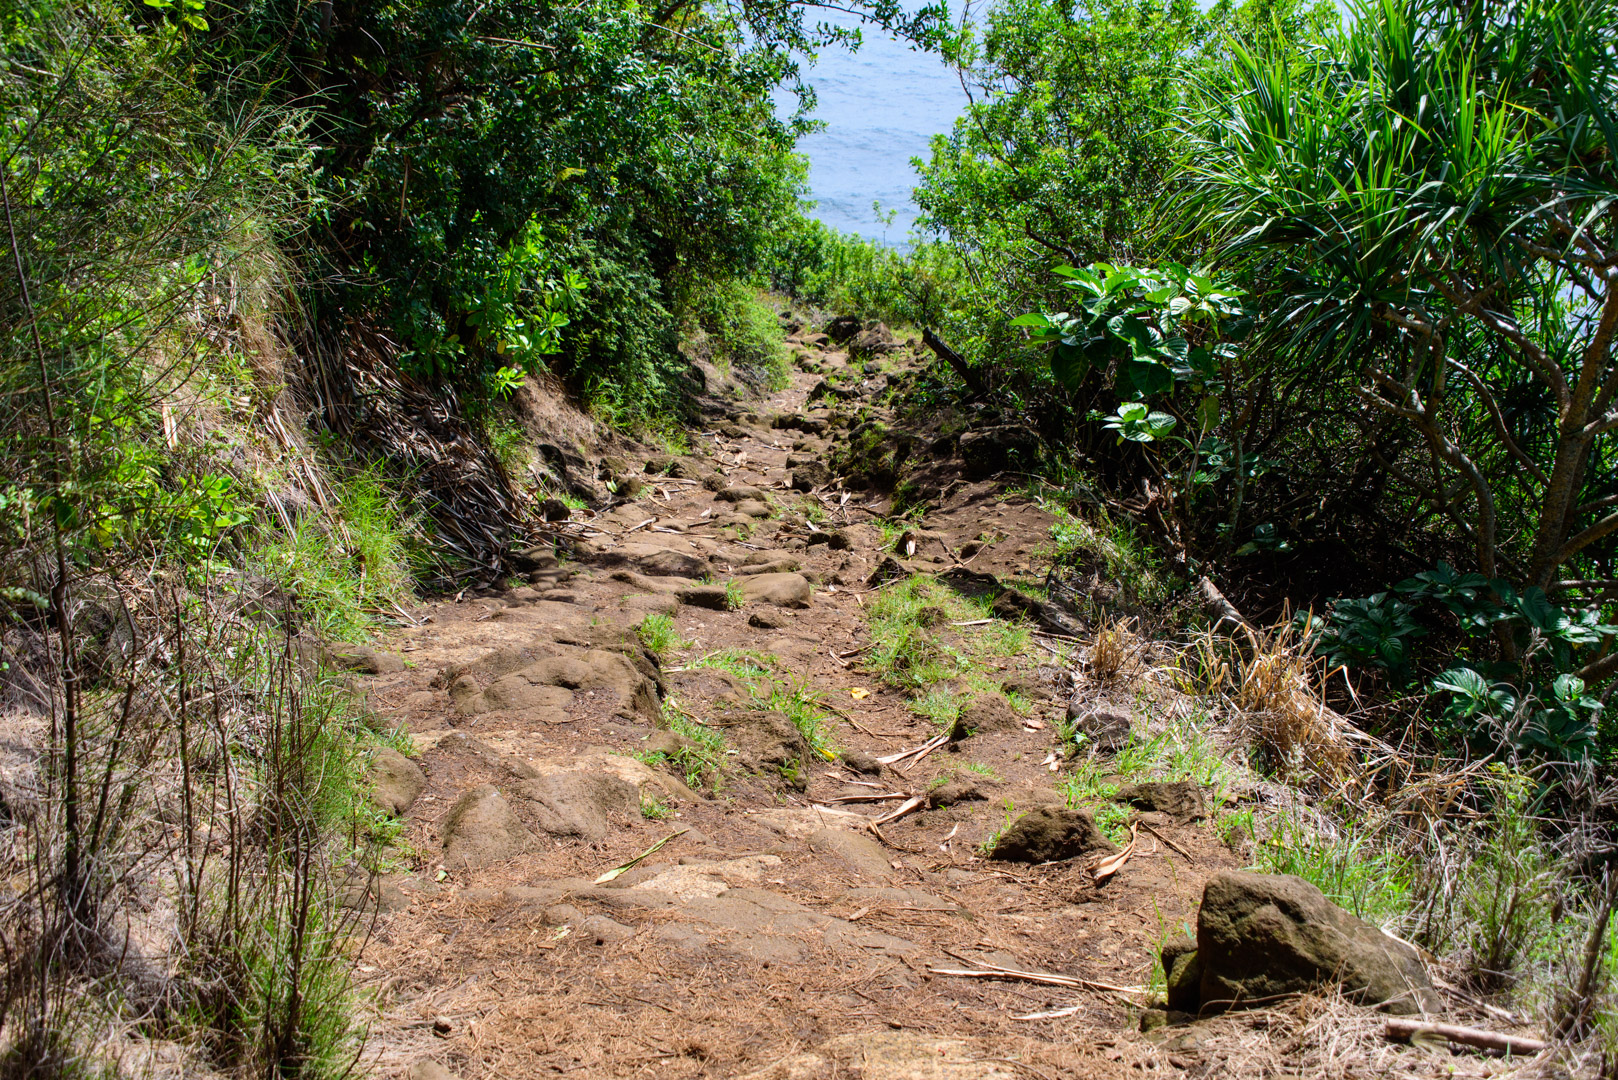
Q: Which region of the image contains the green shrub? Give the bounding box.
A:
[636,612,686,656]
[257,466,419,642]
[681,278,790,390]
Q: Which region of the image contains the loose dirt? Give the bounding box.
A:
[348,335,1463,1079]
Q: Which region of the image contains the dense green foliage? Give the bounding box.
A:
[0,0,951,1071]
[907,0,1328,374]
[192,0,945,418]
[1187,0,1618,598]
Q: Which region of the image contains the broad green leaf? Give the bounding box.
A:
[1121,356,1173,396]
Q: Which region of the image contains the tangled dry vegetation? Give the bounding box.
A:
[1162,613,1618,1063]
[0,575,392,1080]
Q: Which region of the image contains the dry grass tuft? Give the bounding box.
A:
[1181,615,1396,801]
[1086,615,1137,683]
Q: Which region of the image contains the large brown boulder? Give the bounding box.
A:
[1182,871,1439,1015]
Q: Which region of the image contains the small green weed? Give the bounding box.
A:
[258,466,418,641]
[687,648,772,679]
[1061,707,1231,805]
[1093,801,1132,846]
[1216,808,1256,853]
[636,612,686,655]
[1255,810,1412,927]
[724,579,745,610]
[1039,501,1172,609]
[910,683,962,731]
[684,650,836,762]
[764,677,838,760]
[977,798,1019,856]
[640,794,670,820]
[634,697,729,791]
[963,762,1002,780]
[482,417,531,480]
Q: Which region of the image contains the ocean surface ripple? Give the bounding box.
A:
[773,13,967,246]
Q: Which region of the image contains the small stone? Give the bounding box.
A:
[715,484,765,503]
[748,610,787,629]
[580,915,636,944]
[1115,780,1207,822]
[927,777,986,808]
[644,729,694,759]
[1161,934,1202,1012]
[740,573,812,609]
[432,1016,453,1037]
[409,1062,457,1080]
[440,784,535,869]
[367,747,426,817]
[806,529,851,550]
[1139,1009,1171,1033]
[840,749,883,775]
[958,693,1020,734]
[1066,704,1133,752]
[988,806,1116,863]
[677,585,732,610]
[789,460,833,490]
[324,643,405,675]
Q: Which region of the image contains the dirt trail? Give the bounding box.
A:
[352,331,1247,1079]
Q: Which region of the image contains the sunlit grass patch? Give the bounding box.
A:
[1060,707,1232,806]
[636,612,687,656]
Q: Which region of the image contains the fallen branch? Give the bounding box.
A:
[1010,1004,1083,1021]
[824,706,911,739]
[923,327,986,397]
[930,960,1143,999]
[1137,821,1194,862]
[876,733,949,769]
[1384,1019,1548,1057]
[872,795,924,826]
[1197,574,1251,636]
[823,792,910,804]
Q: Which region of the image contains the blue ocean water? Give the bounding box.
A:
[774,15,968,245]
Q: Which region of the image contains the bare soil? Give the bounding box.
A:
[351,337,1522,1079]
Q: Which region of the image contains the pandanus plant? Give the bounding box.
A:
[1181,0,1618,682]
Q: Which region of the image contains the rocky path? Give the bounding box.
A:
[349,328,1252,1079]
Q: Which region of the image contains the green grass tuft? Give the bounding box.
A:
[636,612,686,656]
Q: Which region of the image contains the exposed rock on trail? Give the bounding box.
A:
[350,315,1449,1079]
[1170,871,1442,1016]
[988,805,1117,864]
[440,784,534,869]
[368,747,427,816]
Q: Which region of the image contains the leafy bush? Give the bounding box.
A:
[681,278,791,389]
[1308,563,1617,761]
